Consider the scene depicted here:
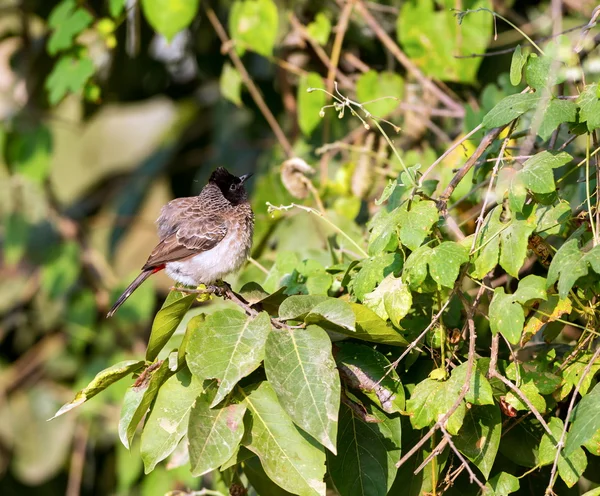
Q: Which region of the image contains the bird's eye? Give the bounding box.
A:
[229,183,237,191]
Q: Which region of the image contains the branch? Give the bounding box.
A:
[488,335,553,437]
[396,284,484,470]
[205,6,293,158]
[546,345,600,494]
[354,0,464,116]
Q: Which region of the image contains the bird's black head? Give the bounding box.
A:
[209,167,252,204]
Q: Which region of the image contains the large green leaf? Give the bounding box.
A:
[363,274,412,327]
[328,403,401,496]
[350,303,409,346]
[577,83,600,131]
[397,200,439,251]
[278,295,329,321]
[305,299,356,333]
[141,0,200,41]
[353,253,403,301]
[540,418,587,487]
[264,325,340,453]
[335,342,404,414]
[45,55,95,105]
[120,358,175,449]
[51,360,144,420]
[489,287,525,344]
[230,0,279,57]
[188,388,247,476]
[485,472,520,495]
[453,404,501,478]
[547,239,600,299]
[538,99,578,140]
[509,44,528,86]
[298,72,326,136]
[140,370,203,473]
[518,151,572,194]
[146,289,196,361]
[186,310,271,407]
[565,383,600,456]
[242,382,327,496]
[397,0,492,83]
[499,209,537,278]
[47,0,93,55]
[428,242,469,288]
[482,93,540,129]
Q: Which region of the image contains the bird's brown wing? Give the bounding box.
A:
[141,216,228,270]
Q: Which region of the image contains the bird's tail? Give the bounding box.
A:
[107,270,153,318]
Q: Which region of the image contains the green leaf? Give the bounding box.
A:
[109,0,126,17]
[538,99,578,141]
[146,290,195,361]
[305,299,356,333]
[508,170,527,213]
[140,370,203,473]
[406,378,465,435]
[565,383,600,456]
[448,361,494,406]
[306,12,331,45]
[499,209,537,278]
[264,325,340,453]
[540,418,587,487]
[335,342,404,414]
[121,359,175,449]
[489,287,524,344]
[350,303,409,346]
[482,93,540,129]
[471,207,503,278]
[523,296,571,344]
[186,310,271,407]
[355,70,404,117]
[6,125,52,184]
[557,352,600,402]
[547,240,600,299]
[505,381,546,414]
[328,403,401,496]
[510,45,528,86]
[51,360,144,420]
[363,274,412,327]
[140,0,199,41]
[188,389,247,476]
[512,275,548,304]
[454,404,501,478]
[525,54,559,90]
[353,253,403,301]
[578,83,600,131]
[47,0,93,55]
[220,63,243,107]
[428,242,469,288]
[397,200,439,251]
[45,55,95,105]
[230,0,279,57]
[397,0,492,83]
[535,201,572,237]
[518,151,572,194]
[243,456,296,496]
[485,472,520,495]
[40,241,81,299]
[298,72,326,136]
[242,382,327,496]
[278,295,329,321]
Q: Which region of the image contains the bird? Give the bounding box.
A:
[107,167,254,317]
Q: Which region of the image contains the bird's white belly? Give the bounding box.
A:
[165,231,248,286]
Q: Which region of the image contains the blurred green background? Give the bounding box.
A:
[0,0,598,494]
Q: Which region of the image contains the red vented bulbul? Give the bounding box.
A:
[107,167,254,317]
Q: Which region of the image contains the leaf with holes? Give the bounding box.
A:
[242,382,327,496]
[547,239,600,299]
[264,325,340,453]
[140,370,203,472]
[186,310,271,408]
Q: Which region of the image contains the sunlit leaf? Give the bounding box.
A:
[356,70,403,117]
[230,0,279,57]
[140,0,200,41]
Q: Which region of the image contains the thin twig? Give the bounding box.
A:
[354,0,464,116]
[488,335,553,436]
[396,285,484,470]
[66,420,90,496]
[440,425,486,489]
[205,7,293,158]
[546,345,600,494]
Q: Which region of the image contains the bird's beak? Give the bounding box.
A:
[239,173,253,184]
